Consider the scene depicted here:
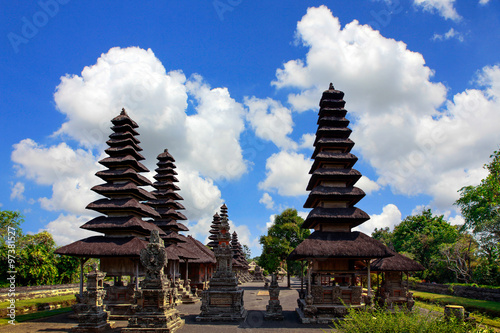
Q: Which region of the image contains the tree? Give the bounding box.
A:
[392,209,459,282]
[0,210,24,243]
[242,244,251,260]
[17,231,59,285]
[439,232,477,283]
[456,149,500,241]
[259,208,310,287]
[372,227,393,249]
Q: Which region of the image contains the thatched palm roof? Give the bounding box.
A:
[288,231,394,260]
[55,236,148,257]
[370,252,425,272]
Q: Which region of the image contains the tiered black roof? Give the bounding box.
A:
[289,85,393,261]
[147,149,189,236]
[207,213,221,249]
[301,85,370,230]
[231,231,249,269]
[56,109,163,258]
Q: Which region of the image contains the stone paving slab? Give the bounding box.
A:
[0,278,335,333]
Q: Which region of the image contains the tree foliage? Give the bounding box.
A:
[258,208,310,281]
[456,149,500,240]
[392,209,459,269]
[0,210,81,286]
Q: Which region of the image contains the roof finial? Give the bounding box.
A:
[329,83,334,90]
[121,108,127,115]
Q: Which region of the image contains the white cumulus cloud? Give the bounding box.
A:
[432,28,464,42]
[42,214,98,246]
[10,182,25,201]
[413,0,461,21]
[271,6,500,212]
[259,151,312,196]
[259,192,275,210]
[245,97,297,150]
[354,204,402,235]
[12,46,249,245]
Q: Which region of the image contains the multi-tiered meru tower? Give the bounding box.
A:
[196,205,247,322]
[289,85,394,323]
[56,108,165,319]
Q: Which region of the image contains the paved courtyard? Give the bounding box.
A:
[1,278,335,333]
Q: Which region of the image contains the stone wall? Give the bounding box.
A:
[408,282,500,302]
[0,283,79,302]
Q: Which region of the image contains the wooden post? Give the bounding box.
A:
[79,258,85,296]
[135,261,139,290]
[366,259,372,296]
[307,261,312,295]
[185,259,189,287]
[300,261,304,292]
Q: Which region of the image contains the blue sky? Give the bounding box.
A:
[1,0,499,257]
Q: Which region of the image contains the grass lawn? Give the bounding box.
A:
[413,291,500,329]
[0,307,73,326]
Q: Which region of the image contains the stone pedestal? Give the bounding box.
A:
[264,274,283,320]
[71,268,114,332]
[123,230,184,332]
[252,266,265,281]
[196,214,247,322]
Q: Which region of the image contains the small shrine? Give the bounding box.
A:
[123,230,184,332]
[370,252,424,310]
[71,267,113,332]
[252,265,265,282]
[264,274,284,321]
[196,205,247,322]
[288,85,394,323]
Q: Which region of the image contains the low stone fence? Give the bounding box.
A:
[0,283,79,303]
[408,282,500,302]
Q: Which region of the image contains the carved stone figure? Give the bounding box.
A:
[123,230,184,332]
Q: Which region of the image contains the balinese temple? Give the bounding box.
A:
[178,236,216,293]
[55,108,165,319]
[288,85,394,323]
[146,148,215,302]
[231,231,251,283]
[370,252,424,309]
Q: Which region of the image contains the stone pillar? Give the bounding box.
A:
[264,274,283,320]
[71,268,113,332]
[79,258,84,296]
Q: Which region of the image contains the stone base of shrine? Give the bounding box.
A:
[71,321,115,333]
[195,308,248,322]
[121,313,184,333]
[295,299,365,324]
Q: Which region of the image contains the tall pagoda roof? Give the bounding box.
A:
[299,84,371,230]
[55,108,167,263]
[289,84,395,264]
[146,148,189,238]
[111,108,139,128]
